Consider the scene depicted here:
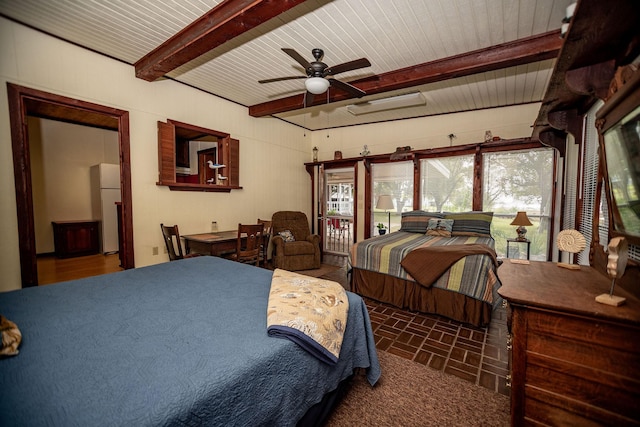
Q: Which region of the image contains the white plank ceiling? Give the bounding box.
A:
[0,0,572,130]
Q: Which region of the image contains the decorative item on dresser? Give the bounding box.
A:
[556,229,586,270]
[596,236,629,307]
[498,260,640,426]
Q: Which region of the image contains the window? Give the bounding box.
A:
[420,155,474,212]
[157,119,240,192]
[482,148,554,260]
[372,162,413,233]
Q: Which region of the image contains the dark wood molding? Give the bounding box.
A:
[158,182,238,192]
[547,108,583,140]
[564,60,617,101]
[249,31,562,117]
[157,119,240,191]
[472,146,483,212]
[533,0,640,137]
[135,0,309,81]
[7,83,135,287]
[532,127,566,156]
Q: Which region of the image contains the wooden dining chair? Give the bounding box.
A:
[257,219,273,267]
[160,224,199,261]
[230,223,263,266]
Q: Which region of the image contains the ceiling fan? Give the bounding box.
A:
[258,48,371,106]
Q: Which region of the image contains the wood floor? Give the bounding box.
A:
[37,253,123,285]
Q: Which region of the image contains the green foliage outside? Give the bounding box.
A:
[371,149,555,260]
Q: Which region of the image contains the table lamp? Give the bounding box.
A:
[376,195,394,232]
[510,211,532,241]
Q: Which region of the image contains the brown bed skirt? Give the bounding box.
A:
[351,268,492,327]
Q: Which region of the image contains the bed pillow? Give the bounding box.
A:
[426,218,454,237]
[400,211,444,233]
[444,212,493,237]
[278,230,295,242]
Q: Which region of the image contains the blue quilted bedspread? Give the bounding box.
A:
[0,256,380,426]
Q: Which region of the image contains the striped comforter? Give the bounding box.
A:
[349,232,499,304]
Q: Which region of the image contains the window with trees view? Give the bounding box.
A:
[482,148,555,260]
[420,155,474,212]
[372,162,413,234]
[364,142,555,260]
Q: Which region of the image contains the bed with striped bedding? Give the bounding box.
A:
[348,211,502,326]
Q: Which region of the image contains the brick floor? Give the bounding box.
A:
[365,298,510,396]
[320,254,510,397]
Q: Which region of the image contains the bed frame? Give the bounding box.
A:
[349,211,502,327]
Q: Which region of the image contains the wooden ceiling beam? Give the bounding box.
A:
[249,30,562,117]
[135,0,308,81]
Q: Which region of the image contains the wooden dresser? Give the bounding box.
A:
[52,220,100,258]
[497,260,640,426]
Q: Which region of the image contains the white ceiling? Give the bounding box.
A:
[0,0,572,130]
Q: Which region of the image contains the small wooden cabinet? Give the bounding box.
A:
[498,260,640,426]
[52,220,100,258]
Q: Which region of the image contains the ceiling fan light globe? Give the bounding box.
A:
[305,77,330,94]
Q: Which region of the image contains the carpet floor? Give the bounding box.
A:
[325,350,510,427]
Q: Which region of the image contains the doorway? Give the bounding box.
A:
[323,167,355,255]
[7,83,134,287]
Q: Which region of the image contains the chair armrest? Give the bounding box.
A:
[306,234,320,246]
[272,235,285,255]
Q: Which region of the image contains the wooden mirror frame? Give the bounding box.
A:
[157,119,241,192]
[596,70,640,246]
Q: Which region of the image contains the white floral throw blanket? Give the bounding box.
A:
[267,269,349,365]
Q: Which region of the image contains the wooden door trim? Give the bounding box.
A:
[7,83,134,287]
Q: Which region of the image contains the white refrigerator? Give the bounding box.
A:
[91,163,121,254]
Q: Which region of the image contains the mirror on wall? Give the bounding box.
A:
[157,119,240,191]
[175,137,220,184]
[597,72,640,245]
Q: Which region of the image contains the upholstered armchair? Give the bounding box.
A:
[270,211,321,271]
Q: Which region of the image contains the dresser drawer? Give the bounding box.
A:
[526,309,640,378]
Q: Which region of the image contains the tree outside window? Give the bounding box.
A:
[420,156,474,212]
[372,162,413,233]
[482,148,554,260]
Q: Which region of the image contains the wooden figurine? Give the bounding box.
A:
[596,236,628,306]
[556,229,586,270]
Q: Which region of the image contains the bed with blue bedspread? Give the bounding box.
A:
[349,211,502,327]
[0,256,380,426]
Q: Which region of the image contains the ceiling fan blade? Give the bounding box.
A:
[304,91,315,106]
[282,48,312,70]
[326,58,371,76]
[330,79,366,98]
[258,75,306,84]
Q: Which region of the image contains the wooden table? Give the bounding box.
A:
[182,231,238,257]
